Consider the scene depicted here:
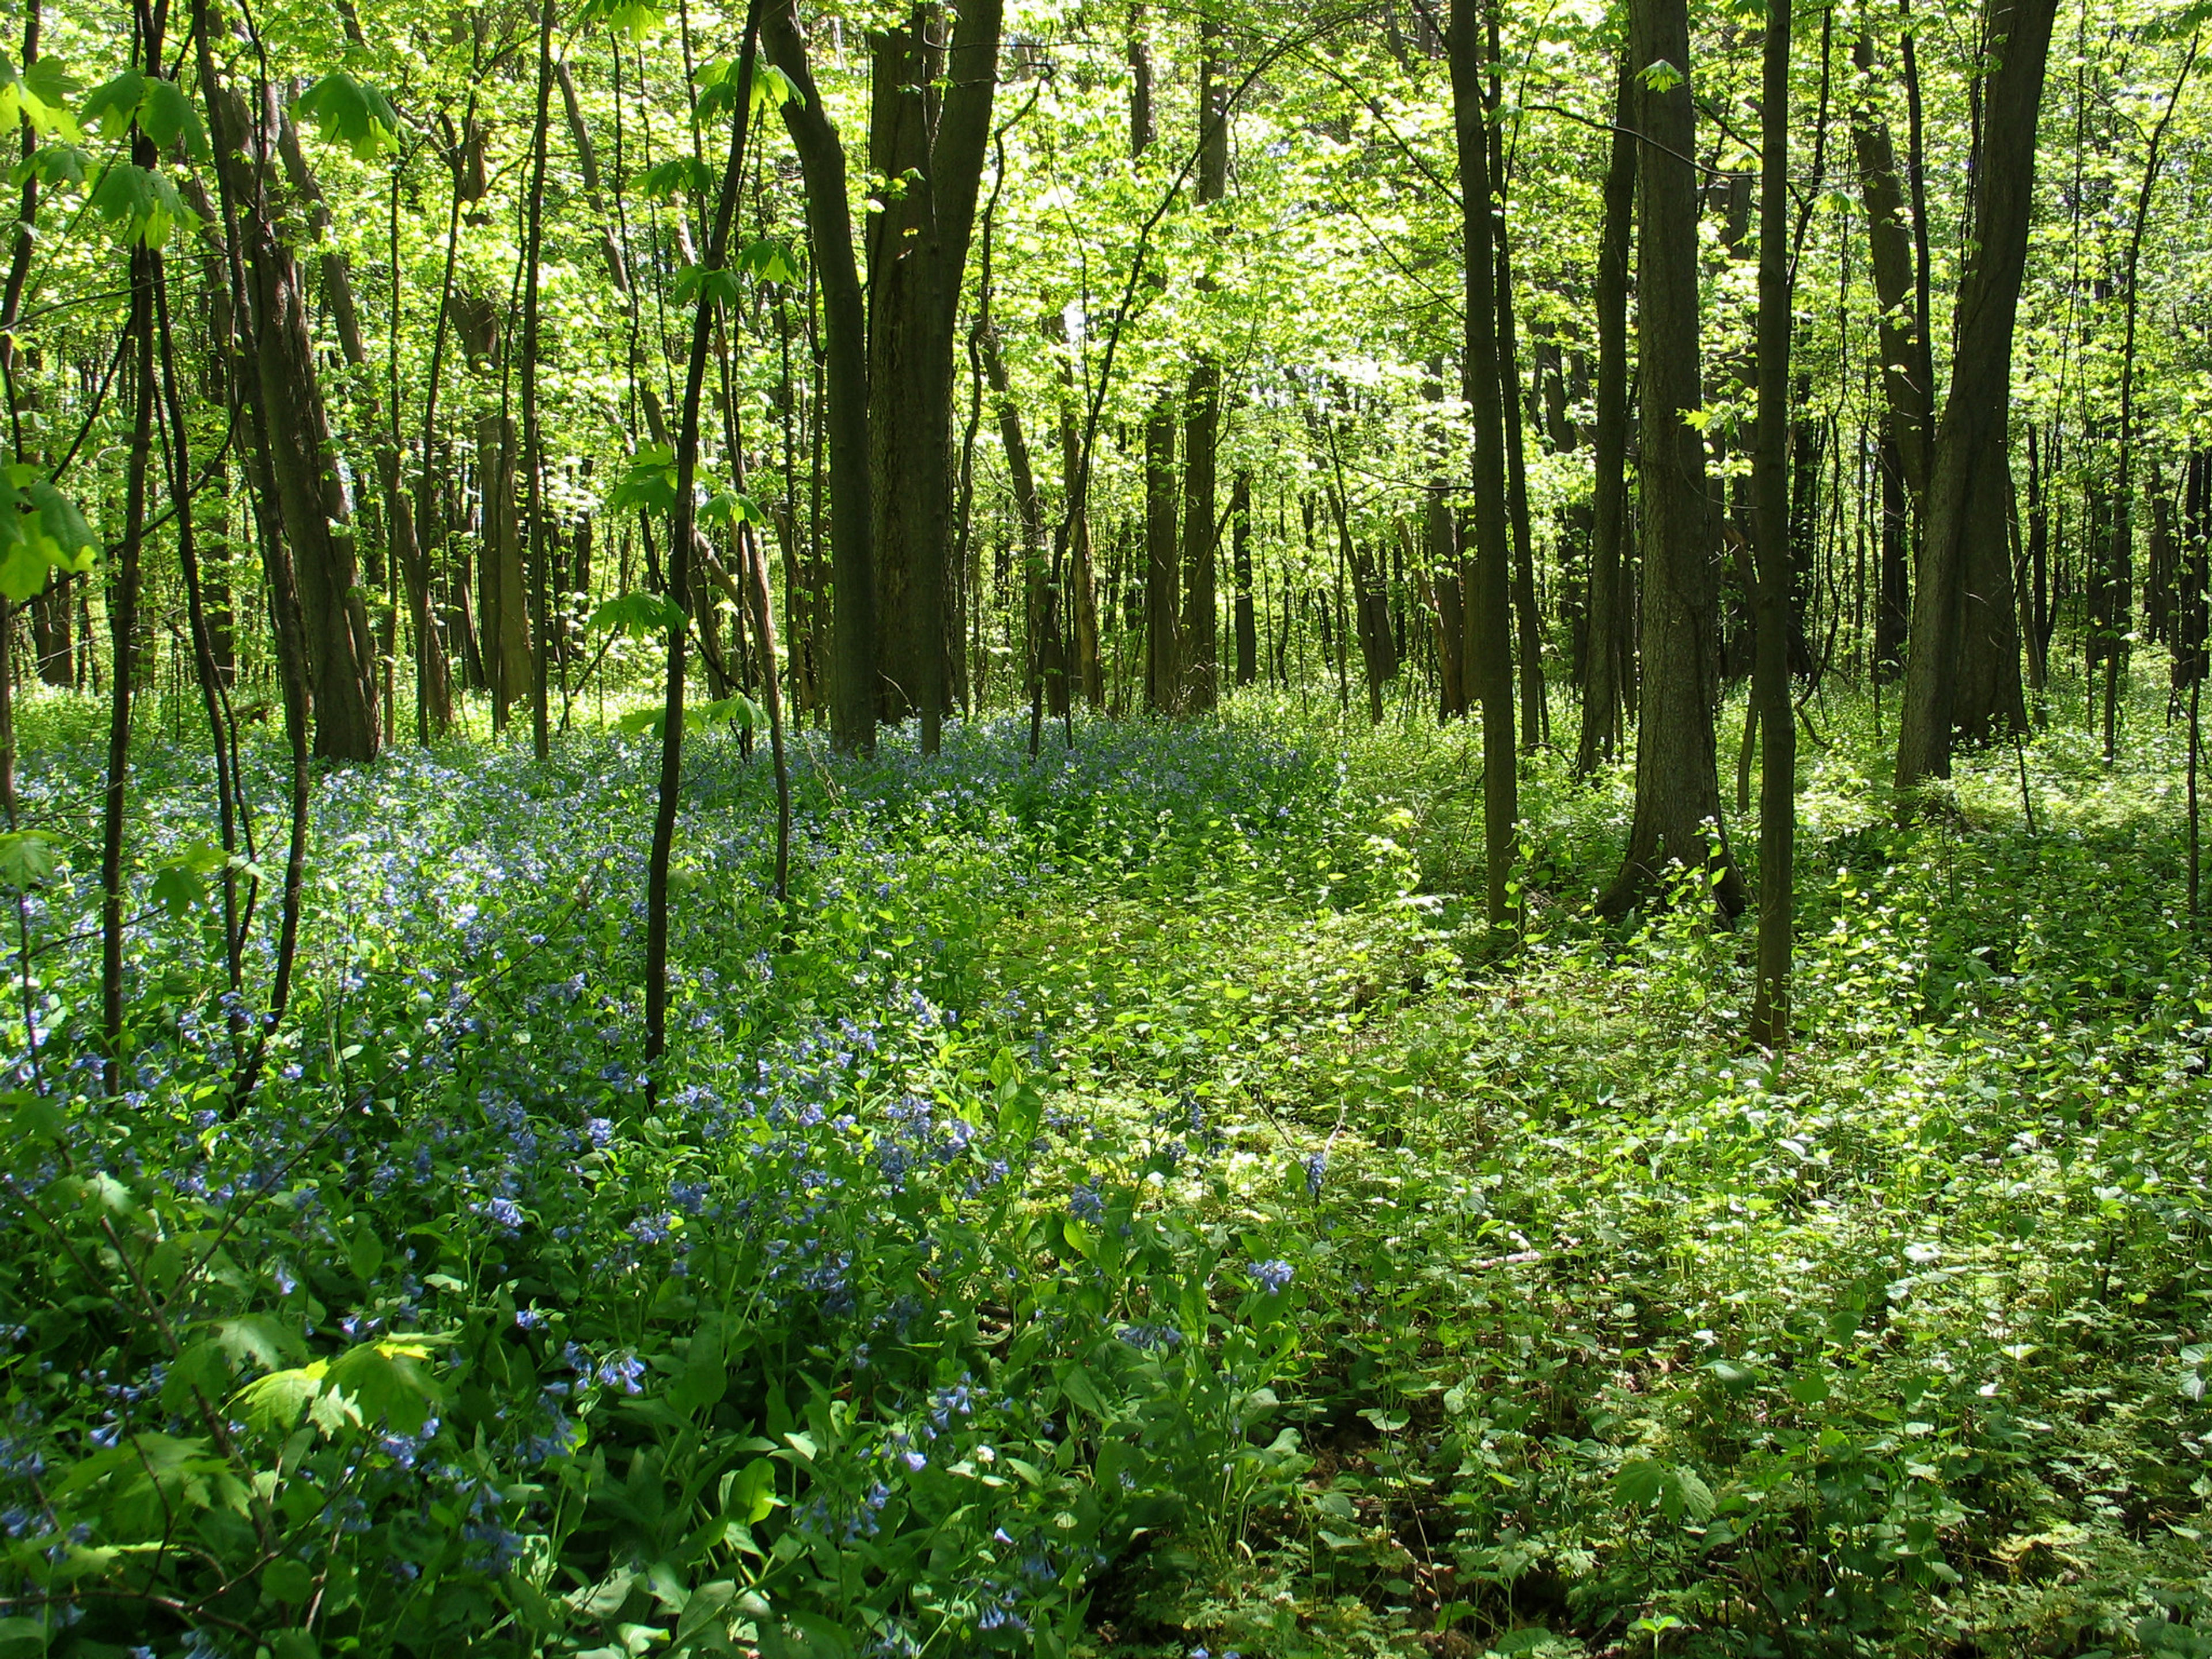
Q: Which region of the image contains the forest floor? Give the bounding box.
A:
[6,674,2212,1659]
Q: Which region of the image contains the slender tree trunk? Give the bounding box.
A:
[101,240,156,1097]
[1232,469,1256,686]
[1145,396,1179,711]
[1752,0,1797,1047]
[522,0,556,759]
[1600,0,1742,916]
[645,0,763,1074]
[2104,37,2198,760]
[1576,55,1637,775]
[1178,16,1229,715]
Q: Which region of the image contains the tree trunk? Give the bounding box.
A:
[1751,0,1797,1048]
[1232,469,1256,686]
[1599,0,1742,916]
[1850,34,1933,506]
[218,77,382,760]
[1145,395,1179,711]
[1893,0,2055,791]
[764,0,876,754]
[1575,54,1637,775]
[1178,16,1229,715]
[862,0,1001,751]
[1448,0,1517,930]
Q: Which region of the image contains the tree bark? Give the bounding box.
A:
[1893,0,2055,792]
[862,0,1002,751]
[1449,0,1517,930]
[763,0,876,754]
[1575,54,1637,775]
[1145,396,1179,711]
[1599,0,1742,916]
[215,74,382,761]
[1752,0,1797,1047]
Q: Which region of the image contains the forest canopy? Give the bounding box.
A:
[0,0,2207,1652]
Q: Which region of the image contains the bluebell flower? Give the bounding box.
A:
[1249,1259,1294,1294]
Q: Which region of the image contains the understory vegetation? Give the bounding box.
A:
[2,671,2207,1659]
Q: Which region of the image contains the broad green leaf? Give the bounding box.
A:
[642,157,713,200]
[11,141,89,190]
[589,589,684,637]
[575,0,665,36]
[149,861,206,919]
[137,77,208,161]
[294,72,404,160]
[87,160,194,247]
[79,68,145,139]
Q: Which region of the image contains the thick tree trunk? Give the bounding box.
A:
[862,0,1001,751]
[1893,0,2055,791]
[274,112,451,736]
[764,0,876,754]
[1600,0,1742,916]
[1449,0,1516,929]
[1575,54,1637,775]
[218,78,382,760]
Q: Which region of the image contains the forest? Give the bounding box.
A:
[0,0,2207,1650]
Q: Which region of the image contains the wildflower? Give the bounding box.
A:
[1303,1149,1327,1198]
[1249,1259,1294,1295]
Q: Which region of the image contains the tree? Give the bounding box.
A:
[1599,1,1741,918]
[1892,0,2058,794]
[1449,0,1517,931]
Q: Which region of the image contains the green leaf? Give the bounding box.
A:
[736,237,801,285]
[0,830,53,891]
[1787,1369,1832,1405]
[294,72,404,160]
[670,262,743,311]
[10,142,89,190]
[236,1361,329,1433]
[0,54,84,140]
[86,160,194,247]
[725,1457,778,1524]
[137,78,208,161]
[754,63,801,114]
[608,444,679,517]
[79,68,145,139]
[699,487,767,528]
[212,1315,307,1373]
[675,1333,726,1411]
[575,0,666,35]
[693,694,763,731]
[1639,58,1684,93]
[1614,1456,1666,1509]
[325,1337,446,1436]
[642,157,713,200]
[589,589,684,637]
[149,861,206,920]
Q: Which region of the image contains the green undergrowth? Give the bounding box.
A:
[0,671,2204,1659]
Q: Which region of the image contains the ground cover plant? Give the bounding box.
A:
[0,667,2206,1659]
